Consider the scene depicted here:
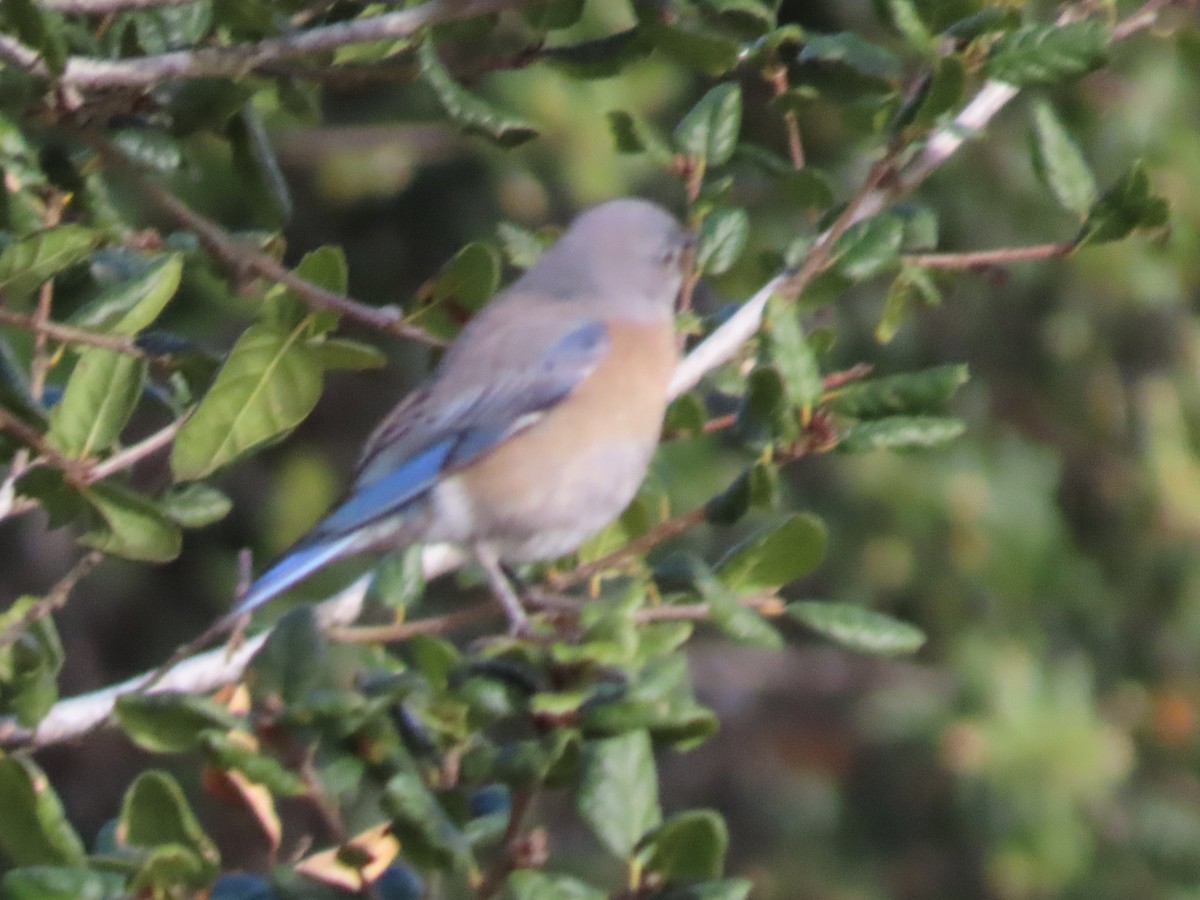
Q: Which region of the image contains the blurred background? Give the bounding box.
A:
[3,1,1200,897]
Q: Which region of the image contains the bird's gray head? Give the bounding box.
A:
[517,198,690,320]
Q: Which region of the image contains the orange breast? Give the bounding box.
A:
[445,319,677,557]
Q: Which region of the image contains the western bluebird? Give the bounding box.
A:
[228,198,690,632]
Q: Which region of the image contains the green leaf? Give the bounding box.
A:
[43,252,178,458]
[264,245,347,333]
[577,730,661,858]
[309,337,387,371]
[79,482,182,562]
[117,771,219,884]
[114,692,242,753]
[157,483,233,528]
[765,294,822,413]
[127,2,213,54]
[911,55,966,129]
[4,0,66,73]
[0,225,97,302]
[521,0,585,30]
[829,364,969,418]
[986,21,1108,86]
[0,756,86,866]
[109,129,183,173]
[2,866,117,900]
[837,415,965,452]
[418,40,537,147]
[705,461,776,525]
[797,32,902,80]
[717,513,827,592]
[68,253,183,334]
[543,29,651,79]
[655,878,754,899]
[1076,162,1169,247]
[695,207,748,276]
[47,351,146,458]
[691,562,783,648]
[876,265,941,342]
[606,110,672,161]
[788,601,926,655]
[640,809,729,880]
[645,21,741,75]
[504,870,606,900]
[496,221,549,269]
[246,606,332,708]
[371,546,426,610]
[673,83,742,167]
[170,321,323,480]
[732,365,792,448]
[199,732,307,796]
[1030,100,1096,216]
[833,213,905,281]
[0,596,64,727]
[384,773,476,872]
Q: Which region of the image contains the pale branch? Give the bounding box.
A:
[6,0,535,90]
[84,418,184,482]
[0,306,149,358]
[3,0,1179,749]
[904,242,1077,269]
[0,577,371,748]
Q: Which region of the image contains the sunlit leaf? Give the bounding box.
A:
[788,601,926,655]
[577,730,661,858]
[171,322,323,480]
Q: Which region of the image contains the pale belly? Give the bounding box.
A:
[426,439,655,562]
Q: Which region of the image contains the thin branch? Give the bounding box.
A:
[328,604,498,644]
[0,407,89,485]
[0,306,149,358]
[84,418,184,482]
[549,507,709,591]
[89,134,439,344]
[0,552,102,650]
[904,241,1076,269]
[1112,0,1191,40]
[7,0,536,90]
[766,63,805,170]
[0,576,371,748]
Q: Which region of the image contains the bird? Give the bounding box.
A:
[228,198,691,633]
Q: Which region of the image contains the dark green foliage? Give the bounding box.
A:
[0,1,1189,898]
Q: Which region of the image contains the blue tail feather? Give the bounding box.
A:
[231,533,360,617]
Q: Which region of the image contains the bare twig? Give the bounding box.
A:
[1112,0,1190,40]
[0,552,102,649]
[0,407,89,485]
[766,63,805,170]
[328,604,498,644]
[0,576,371,748]
[550,507,709,591]
[5,0,537,90]
[84,418,184,482]
[0,306,149,358]
[89,134,438,343]
[904,242,1077,269]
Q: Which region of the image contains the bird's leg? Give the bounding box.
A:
[474,545,531,635]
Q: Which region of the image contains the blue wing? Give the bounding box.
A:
[229,319,610,617]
